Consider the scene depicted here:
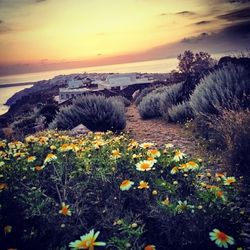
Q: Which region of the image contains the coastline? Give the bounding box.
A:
[0,81,34,88]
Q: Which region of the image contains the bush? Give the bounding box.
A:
[137,83,184,119]
[168,102,194,123]
[50,95,126,132]
[134,86,157,106]
[0,131,246,249]
[108,95,131,107]
[209,110,250,176]
[190,63,250,115]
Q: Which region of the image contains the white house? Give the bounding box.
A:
[59,88,91,102]
[98,73,154,90]
[68,79,84,89]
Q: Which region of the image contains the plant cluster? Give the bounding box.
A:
[0,131,246,249]
[50,94,126,132]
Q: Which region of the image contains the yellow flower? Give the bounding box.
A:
[173,150,185,162]
[144,245,156,250]
[59,202,72,216]
[32,165,44,171]
[147,149,161,158]
[27,156,36,163]
[132,153,142,159]
[165,143,174,149]
[215,173,225,180]
[4,225,12,235]
[138,181,149,189]
[170,166,179,175]
[69,229,106,249]
[50,145,57,150]
[152,190,158,195]
[44,153,57,164]
[140,142,155,149]
[209,229,234,248]
[136,160,154,171]
[120,180,134,191]
[25,135,38,143]
[224,177,236,186]
[162,197,170,206]
[0,183,8,191]
[111,149,121,159]
[186,161,199,170]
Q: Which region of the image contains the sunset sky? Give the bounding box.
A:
[0,0,249,75]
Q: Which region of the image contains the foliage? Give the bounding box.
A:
[108,96,131,107]
[208,109,250,176]
[0,131,246,249]
[177,50,216,75]
[168,102,194,123]
[50,95,126,132]
[190,63,250,115]
[134,86,158,106]
[39,103,59,125]
[137,83,184,119]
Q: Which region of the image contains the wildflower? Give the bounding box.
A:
[136,160,154,171]
[147,149,161,158]
[207,172,212,178]
[209,229,234,248]
[32,165,44,171]
[186,161,199,171]
[25,135,38,143]
[4,225,12,235]
[170,166,179,175]
[111,149,121,159]
[69,229,106,249]
[216,190,226,201]
[152,190,158,195]
[131,223,138,228]
[173,181,178,185]
[165,143,174,148]
[0,183,8,191]
[173,150,185,162]
[44,153,57,164]
[59,202,72,216]
[215,173,225,180]
[175,200,194,214]
[138,181,149,189]
[140,142,155,149]
[120,180,134,191]
[144,245,156,250]
[224,177,236,186]
[162,197,170,206]
[0,161,4,167]
[132,153,142,159]
[27,156,36,163]
[50,145,57,150]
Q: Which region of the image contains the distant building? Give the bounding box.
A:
[68,79,84,89]
[59,88,91,102]
[98,73,154,90]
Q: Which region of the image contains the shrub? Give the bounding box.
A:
[39,103,59,126]
[137,84,184,119]
[108,95,131,107]
[190,63,250,115]
[50,95,126,132]
[0,131,246,249]
[134,86,158,106]
[168,102,194,123]
[209,110,250,176]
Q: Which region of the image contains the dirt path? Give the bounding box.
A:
[125,104,202,156]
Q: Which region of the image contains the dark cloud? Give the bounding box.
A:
[217,7,250,21]
[195,20,212,25]
[0,19,11,33]
[228,0,250,3]
[176,11,196,16]
[0,0,47,7]
[182,20,250,44]
[0,20,3,23]
[160,13,167,16]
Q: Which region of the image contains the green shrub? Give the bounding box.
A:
[168,102,194,123]
[0,131,246,249]
[137,92,163,119]
[138,83,184,120]
[190,63,250,115]
[134,86,157,106]
[50,95,126,131]
[108,95,131,107]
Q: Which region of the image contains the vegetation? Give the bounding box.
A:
[190,63,250,115]
[168,102,194,123]
[0,131,246,249]
[50,95,126,132]
[177,50,216,76]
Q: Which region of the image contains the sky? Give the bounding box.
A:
[0,0,250,75]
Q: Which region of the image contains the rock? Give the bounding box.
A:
[70,124,90,135]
